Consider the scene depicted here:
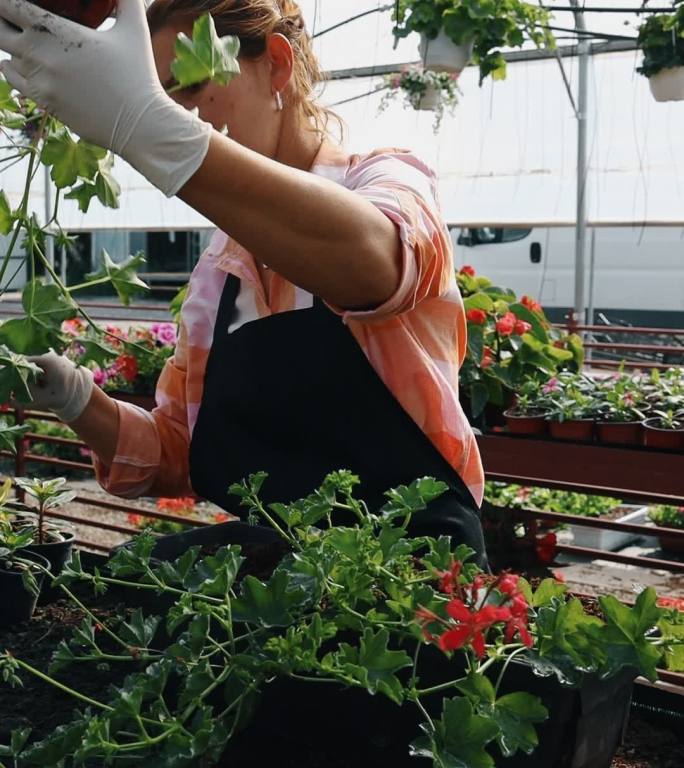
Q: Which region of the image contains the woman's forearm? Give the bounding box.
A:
[68,386,120,467]
[177,133,402,309]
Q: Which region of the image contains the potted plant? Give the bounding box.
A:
[637,5,684,102]
[380,66,461,131]
[642,408,684,450]
[0,471,679,767]
[0,516,49,629]
[595,373,648,446]
[457,267,583,430]
[648,504,684,553]
[545,375,599,442]
[504,380,551,436]
[393,0,554,83]
[12,477,76,600]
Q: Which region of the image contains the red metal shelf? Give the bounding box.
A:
[477,434,684,504]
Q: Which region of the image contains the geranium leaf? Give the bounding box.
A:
[0,345,42,403]
[411,696,499,768]
[0,190,14,235]
[64,182,98,214]
[85,249,149,306]
[40,129,107,189]
[0,77,20,112]
[0,280,77,355]
[171,14,241,89]
[94,154,121,209]
[232,569,307,627]
[490,692,548,757]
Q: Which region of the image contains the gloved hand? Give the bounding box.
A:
[0,0,213,197]
[24,351,94,423]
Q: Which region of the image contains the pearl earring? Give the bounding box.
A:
[275,91,283,111]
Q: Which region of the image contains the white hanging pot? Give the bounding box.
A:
[648,66,684,102]
[413,84,441,112]
[419,30,473,75]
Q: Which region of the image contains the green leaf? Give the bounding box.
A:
[0,77,20,113]
[509,303,549,343]
[490,692,548,757]
[64,182,98,214]
[77,337,118,367]
[590,587,663,682]
[119,608,161,648]
[380,477,449,521]
[40,129,107,189]
[94,154,121,209]
[0,280,77,355]
[464,293,494,313]
[532,578,567,608]
[0,345,41,403]
[85,249,149,306]
[411,696,499,768]
[467,324,485,365]
[171,14,241,89]
[454,671,495,706]
[469,381,490,419]
[182,546,244,597]
[335,627,412,704]
[0,191,14,235]
[232,569,307,627]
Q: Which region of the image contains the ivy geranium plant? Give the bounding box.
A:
[0,471,681,766]
[0,15,239,432]
[637,2,684,79]
[379,66,461,131]
[393,0,555,84]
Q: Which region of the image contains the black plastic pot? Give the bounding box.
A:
[19,531,75,605]
[0,551,50,629]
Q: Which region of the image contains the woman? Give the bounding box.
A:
[0,0,486,561]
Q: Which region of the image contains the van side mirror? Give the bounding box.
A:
[530,242,542,264]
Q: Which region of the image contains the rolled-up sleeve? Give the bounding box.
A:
[93,334,194,499]
[328,150,453,322]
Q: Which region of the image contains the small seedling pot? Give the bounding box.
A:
[596,421,643,447]
[642,419,684,450]
[548,419,595,442]
[504,409,549,436]
[19,530,76,604]
[0,551,50,629]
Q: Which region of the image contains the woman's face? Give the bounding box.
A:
[151,22,289,159]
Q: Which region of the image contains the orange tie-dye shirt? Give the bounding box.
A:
[93,143,485,507]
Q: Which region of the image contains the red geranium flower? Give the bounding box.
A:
[440,600,512,658]
[466,309,488,325]
[521,295,542,314]
[536,532,558,565]
[495,312,517,337]
[438,560,462,595]
[213,512,230,523]
[514,320,532,336]
[115,355,138,383]
[460,265,476,277]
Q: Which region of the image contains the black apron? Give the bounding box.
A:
[188,274,486,564]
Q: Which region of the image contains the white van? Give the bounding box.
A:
[450,226,684,328]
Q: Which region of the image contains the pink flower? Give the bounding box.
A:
[496,312,517,337]
[62,318,85,336]
[389,75,401,89]
[514,320,532,336]
[92,367,108,387]
[542,377,560,394]
[150,322,177,347]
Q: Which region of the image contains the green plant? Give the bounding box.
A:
[637,3,684,78]
[13,477,76,545]
[457,267,583,421]
[0,471,681,766]
[380,66,461,131]
[393,0,555,83]
[645,409,684,430]
[595,370,648,423]
[0,479,42,599]
[648,504,684,530]
[485,482,622,519]
[0,16,237,445]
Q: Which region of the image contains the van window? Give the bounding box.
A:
[457,227,533,246]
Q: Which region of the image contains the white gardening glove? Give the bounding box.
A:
[24,351,94,423]
[0,0,213,197]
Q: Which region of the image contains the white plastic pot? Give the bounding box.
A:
[419,31,473,75]
[648,66,684,102]
[415,85,441,112]
[569,505,650,551]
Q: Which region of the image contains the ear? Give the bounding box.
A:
[266,32,294,95]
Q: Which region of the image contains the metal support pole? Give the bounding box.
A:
[586,227,597,363]
[571,0,589,327]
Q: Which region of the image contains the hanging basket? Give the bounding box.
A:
[648,66,684,102]
[419,31,473,75]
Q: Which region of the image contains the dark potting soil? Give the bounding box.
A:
[0,587,135,744]
[611,714,683,768]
